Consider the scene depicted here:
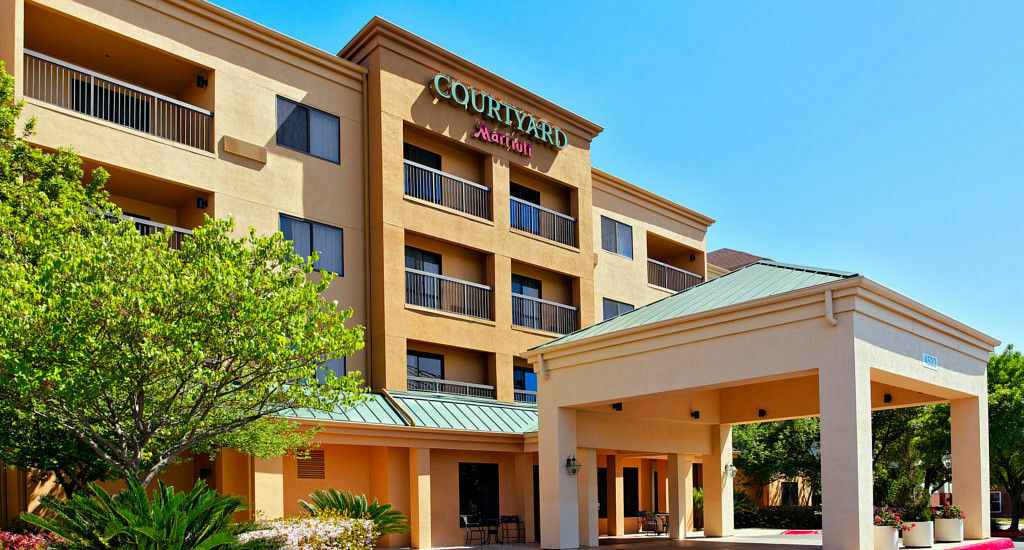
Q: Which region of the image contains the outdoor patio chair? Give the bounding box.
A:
[500,515,525,543]
[462,514,486,546]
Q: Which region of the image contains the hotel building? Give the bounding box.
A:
[0,3,1001,550]
[0,0,713,546]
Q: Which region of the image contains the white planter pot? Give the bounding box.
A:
[934,518,964,542]
[874,526,900,550]
[903,521,934,548]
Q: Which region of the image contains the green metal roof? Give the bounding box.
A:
[283,391,538,434]
[282,393,409,426]
[535,260,858,349]
[389,392,538,433]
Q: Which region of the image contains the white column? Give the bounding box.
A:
[577,448,599,547]
[252,456,284,519]
[819,364,873,550]
[702,425,734,537]
[667,453,693,539]
[539,406,579,549]
[409,448,431,549]
[951,396,991,539]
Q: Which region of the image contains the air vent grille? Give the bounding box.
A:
[296,450,325,479]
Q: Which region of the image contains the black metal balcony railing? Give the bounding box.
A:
[514,389,537,404]
[407,375,497,399]
[23,50,213,152]
[405,268,493,321]
[404,160,491,220]
[510,197,577,248]
[647,259,703,292]
[511,294,578,335]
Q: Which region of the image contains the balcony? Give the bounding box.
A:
[514,389,537,404]
[510,197,577,248]
[648,259,703,292]
[129,216,193,250]
[404,160,491,220]
[407,376,497,399]
[405,268,493,320]
[512,294,578,335]
[23,50,213,152]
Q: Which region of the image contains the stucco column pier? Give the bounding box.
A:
[252,456,284,519]
[409,447,431,549]
[606,453,625,536]
[951,396,991,539]
[667,453,694,539]
[819,364,873,550]
[539,406,580,549]
[701,425,734,537]
[577,448,599,547]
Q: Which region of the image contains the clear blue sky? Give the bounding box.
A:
[217,0,1023,349]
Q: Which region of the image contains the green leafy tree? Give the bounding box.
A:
[733,418,820,506]
[988,345,1024,531]
[0,65,365,486]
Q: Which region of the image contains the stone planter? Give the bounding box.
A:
[934,518,964,542]
[902,521,934,548]
[874,525,900,550]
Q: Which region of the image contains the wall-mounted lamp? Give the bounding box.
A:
[725,463,738,478]
[809,440,821,460]
[690,410,700,420]
[758,408,767,418]
[612,402,623,411]
[690,254,696,262]
[942,453,952,469]
[565,454,582,476]
[197,75,208,88]
[196,197,208,209]
[883,393,893,404]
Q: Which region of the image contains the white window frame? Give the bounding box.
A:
[990,490,1002,514]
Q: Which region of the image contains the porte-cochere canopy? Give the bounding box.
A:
[524,261,999,550]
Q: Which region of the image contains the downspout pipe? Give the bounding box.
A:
[824,290,839,326]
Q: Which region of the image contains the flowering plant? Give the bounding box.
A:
[931,504,966,519]
[874,507,910,532]
[237,512,377,550]
[0,531,65,549]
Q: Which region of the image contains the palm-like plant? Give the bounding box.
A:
[299,489,409,536]
[22,480,278,550]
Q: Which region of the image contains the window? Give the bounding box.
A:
[511,274,541,298]
[623,467,639,516]
[280,215,344,274]
[601,216,633,258]
[405,246,441,273]
[991,491,1002,514]
[276,96,340,163]
[510,182,541,205]
[403,142,442,170]
[597,467,608,518]
[602,298,634,321]
[405,246,442,309]
[407,350,444,380]
[510,182,542,234]
[781,481,799,506]
[513,366,537,392]
[459,463,499,523]
[315,358,346,385]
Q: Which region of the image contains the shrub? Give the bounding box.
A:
[298,489,409,536]
[735,505,822,529]
[932,504,966,519]
[238,513,376,550]
[0,531,64,549]
[875,507,910,532]
[21,480,273,550]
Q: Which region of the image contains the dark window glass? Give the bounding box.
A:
[598,467,608,518]
[280,215,343,275]
[403,142,442,170]
[511,274,541,298]
[990,491,1002,514]
[276,96,339,163]
[405,246,441,274]
[624,467,639,517]
[315,358,346,385]
[781,481,799,506]
[601,216,633,258]
[653,470,660,513]
[513,366,537,392]
[407,350,444,379]
[459,463,499,524]
[510,182,541,205]
[602,298,635,321]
